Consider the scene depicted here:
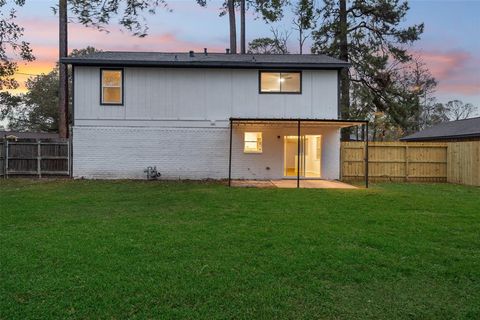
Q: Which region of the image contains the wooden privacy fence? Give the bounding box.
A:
[447,141,480,186]
[341,141,480,185]
[1,141,70,178]
[341,142,448,182]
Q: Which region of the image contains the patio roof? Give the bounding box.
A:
[230,118,368,128]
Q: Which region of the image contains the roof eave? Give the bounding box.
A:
[400,133,480,141]
[60,58,350,70]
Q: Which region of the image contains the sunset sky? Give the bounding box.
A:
[7,0,480,111]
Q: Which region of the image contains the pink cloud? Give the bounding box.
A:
[418,50,480,95]
[26,45,58,61]
[10,18,225,93]
[19,17,224,56]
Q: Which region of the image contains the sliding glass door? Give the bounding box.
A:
[283,135,321,178]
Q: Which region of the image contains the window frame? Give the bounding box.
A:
[258,70,302,94]
[100,68,124,106]
[243,132,263,154]
[315,136,322,160]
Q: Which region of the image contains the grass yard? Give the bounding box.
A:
[1,180,479,319]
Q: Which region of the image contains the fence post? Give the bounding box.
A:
[364,123,369,188]
[1,141,4,179]
[37,141,42,178]
[405,144,409,182]
[5,140,8,179]
[68,138,71,177]
[339,142,343,180]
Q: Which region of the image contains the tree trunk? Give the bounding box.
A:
[339,0,350,141]
[299,28,303,54]
[59,0,69,139]
[240,0,245,54]
[228,0,237,54]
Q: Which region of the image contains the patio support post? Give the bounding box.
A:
[297,120,301,188]
[228,119,233,187]
[365,122,369,188]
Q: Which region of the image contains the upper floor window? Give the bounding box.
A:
[101,69,123,105]
[259,71,301,94]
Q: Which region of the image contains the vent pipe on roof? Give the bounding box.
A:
[226,48,230,54]
[204,48,208,56]
[189,50,194,57]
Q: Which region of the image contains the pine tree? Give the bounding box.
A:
[311,0,424,139]
[199,0,285,54]
[55,0,169,138]
[292,0,316,54]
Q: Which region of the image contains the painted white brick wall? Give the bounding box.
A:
[73,125,340,180]
[73,126,229,179]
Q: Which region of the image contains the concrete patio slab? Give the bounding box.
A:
[230,180,276,188]
[231,180,357,189]
[271,180,358,189]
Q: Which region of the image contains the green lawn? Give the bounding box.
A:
[1,180,479,319]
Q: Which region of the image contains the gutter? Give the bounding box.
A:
[400,133,480,141]
[59,58,350,70]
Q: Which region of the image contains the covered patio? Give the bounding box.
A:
[228,118,369,188]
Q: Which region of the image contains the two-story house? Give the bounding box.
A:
[62,51,367,183]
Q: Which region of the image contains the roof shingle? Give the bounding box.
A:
[400,117,480,141]
[61,51,349,69]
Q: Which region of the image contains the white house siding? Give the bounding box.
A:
[74,67,338,122]
[73,125,340,180]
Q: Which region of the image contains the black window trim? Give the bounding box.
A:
[258,70,302,94]
[100,68,124,106]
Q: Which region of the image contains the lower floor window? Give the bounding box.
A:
[244,132,262,153]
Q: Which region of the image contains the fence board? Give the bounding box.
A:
[447,141,480,186]
[341,142,448,182]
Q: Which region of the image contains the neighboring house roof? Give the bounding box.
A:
[61,51,349,70]
[400,117,480,141]
[0,130,60,141]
